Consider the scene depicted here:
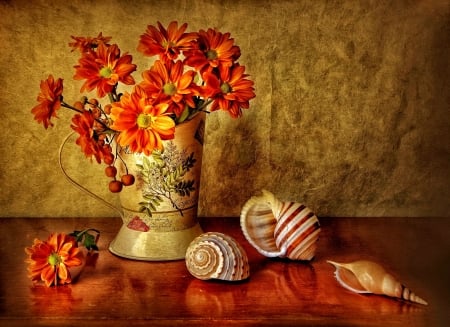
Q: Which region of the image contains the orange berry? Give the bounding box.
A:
[92,108,101,118]
[104,104,112,115]
[73,101,84,111]
[121,174,135,186]
[105,166,117,177]
[93,121,102,129]
[103,154,114,165]
[109,180,123,193]
[89,98,99,108]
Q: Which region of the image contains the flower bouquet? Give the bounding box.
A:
[32,21,255,191]
[30,21,255,260]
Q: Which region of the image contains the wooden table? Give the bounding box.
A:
[0,217,449,326]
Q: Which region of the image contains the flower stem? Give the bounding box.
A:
[196,98,213,112]
[75,228,101,239]
[61,100,83,113]
[61,100,115,133]
[115,150,131,175]
[73,228,101,250]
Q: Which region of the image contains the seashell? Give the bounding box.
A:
[185,232,250,281]
[327,260,428,305]
[240,189,321,261]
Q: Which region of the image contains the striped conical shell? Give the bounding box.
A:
[240,190,321,260]
[185,232,250,281]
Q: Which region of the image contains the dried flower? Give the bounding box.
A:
[71,109,114,164]
[69,32,112,53]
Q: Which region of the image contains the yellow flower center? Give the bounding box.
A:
[137,113,153,129]
[220,82,231,94]
[100,66,113,78]
[48,253,60,266]
[163,82,176,96]
[206,50,218,60]
[162,40,175,49]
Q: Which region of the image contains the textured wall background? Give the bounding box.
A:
[0,0,448,218]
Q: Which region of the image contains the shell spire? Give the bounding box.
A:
[327,260,428,305]
[261,189,283,219]
[185,232,250,281]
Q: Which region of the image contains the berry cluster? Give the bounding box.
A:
[72,98,136,193]
[105,165,135,193]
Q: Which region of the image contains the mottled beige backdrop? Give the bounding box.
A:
[0,0,448,218]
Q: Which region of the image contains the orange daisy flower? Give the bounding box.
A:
[184,28,241,74]
[139,60,198,117]
[110,86,176,155]
[137,21,198,62]
[25,233,83,287]
[69,32,112,53]
[31,74,63,129]
[73,42,136,98]
[202,64,255,118]
[71,110,114,164]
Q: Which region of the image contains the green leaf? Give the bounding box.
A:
[69,229,100,251]
[151,150,165,166]
[183,152,196,171]
[174,179,195,196]
[82,233,99,251]
[177,106,190,123]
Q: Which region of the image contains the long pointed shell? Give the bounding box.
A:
[240,190,320,260]
[327,260,428,305]
[185,232,250,281]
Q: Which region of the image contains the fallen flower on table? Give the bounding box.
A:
[25,229,100,287]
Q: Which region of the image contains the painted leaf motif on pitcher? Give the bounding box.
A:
[136,140,197,216]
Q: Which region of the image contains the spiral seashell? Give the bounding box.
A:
[185,232,250,281]
[327,260,428,305]
[240,190,321,261]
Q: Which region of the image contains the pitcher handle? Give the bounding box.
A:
[58,132,123,218]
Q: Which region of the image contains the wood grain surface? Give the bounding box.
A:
[0,217,448,326]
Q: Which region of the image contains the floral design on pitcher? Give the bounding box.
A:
[136,141,196,216]
[127,216,150,232]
